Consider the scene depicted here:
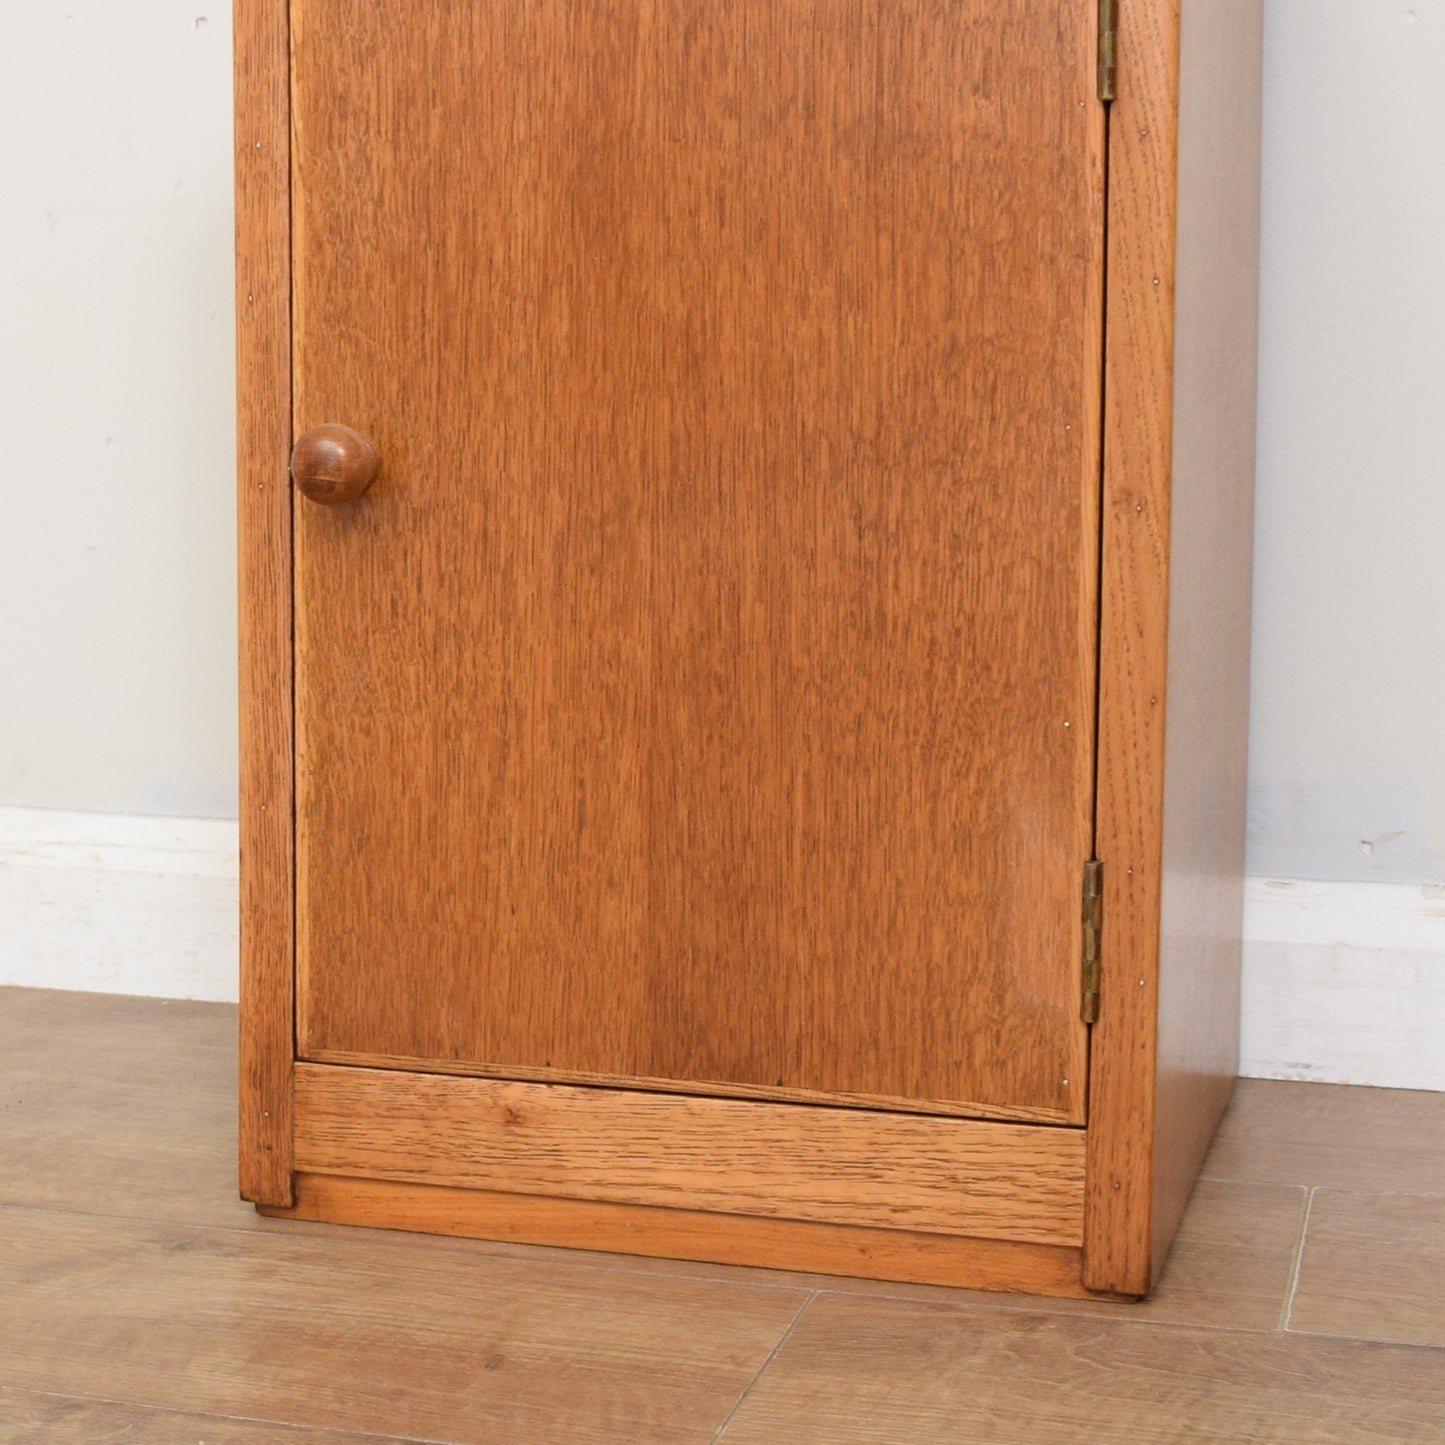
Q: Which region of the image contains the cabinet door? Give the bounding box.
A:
[290,1,1105,1124]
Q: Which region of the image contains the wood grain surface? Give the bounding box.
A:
[717,1294,1445,1444]
[270,1173,1098,1298]
[1100,1179,1302,1331]
[264,1174,1314,1328]
[1148,0,1262,1285]
[1202,1078,1445,1195]
[292,1063,1086,1244]
[306,1045,1072,1125]
[1289,1191,1445,1348]
[0,988,257,1228]
[697,1176,1310,1329]
[0,1206,806,1445]
[0,1389,396,1445]
[1085,0,1262,1294]
[972,1178,1306,1332]
[8,992,1443,1443]
[234,0,295,1208]
[1083,0,1179,1294]
[289,0,1105,1118]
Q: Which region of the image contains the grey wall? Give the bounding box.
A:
[1248,1,1445,883]
[1,1,1442,888]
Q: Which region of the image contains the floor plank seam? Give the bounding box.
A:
[0,1197,811,1297]
[1,1195,1356,1340]
[1273,1333,1445,1356]
[807,1283,1128,1321]
[708,1289,817,1443]
[1279,1183,1445,1199]
[1280,1186,1316,1332]
[1195,1171,1304,1185]
[0,1382,456,1443]
[835,1302,1316,1340]
[1199,1173,1445,1199]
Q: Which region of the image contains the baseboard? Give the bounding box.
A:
[1241,876,1445,1092]
[0,806,238,1002]
[2,808,1441,1090]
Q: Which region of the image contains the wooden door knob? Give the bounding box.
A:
[290,423,380,505]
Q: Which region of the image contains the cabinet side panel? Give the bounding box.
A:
[1151,0,1263,1281]
[236,0,296,1206]
[1085,0,1181,1295]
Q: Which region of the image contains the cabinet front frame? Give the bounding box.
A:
[237,0,1191,1295]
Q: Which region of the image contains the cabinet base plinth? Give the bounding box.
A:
[260,1173,1135,1300]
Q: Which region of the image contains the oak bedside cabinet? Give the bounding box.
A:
[237,0,1262,1298]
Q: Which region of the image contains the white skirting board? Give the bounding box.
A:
[0,807,238,1004]
[1239,876,1445,1092]
[2,807,1442,1091]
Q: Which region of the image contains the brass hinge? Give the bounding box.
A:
[1081,859,1103,1023]
[1098,0,1119,103]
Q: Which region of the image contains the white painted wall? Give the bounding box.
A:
[0,2,237,819]
[1249,1,1445,885]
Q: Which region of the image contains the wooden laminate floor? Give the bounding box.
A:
[1,987,1443,1443]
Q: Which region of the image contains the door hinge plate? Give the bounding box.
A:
[1081,859,1103,1023]
[1098,0,1119,103]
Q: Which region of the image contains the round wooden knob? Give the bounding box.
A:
[290,423,380,505]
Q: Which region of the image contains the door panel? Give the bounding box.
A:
[292,1,1104,1121]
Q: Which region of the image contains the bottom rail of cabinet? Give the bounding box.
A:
[259,1172,1136,1300]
